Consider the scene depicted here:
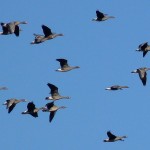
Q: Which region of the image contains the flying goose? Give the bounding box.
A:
[0,86,8,90]
[3,98,27,113]
[22,102,42,117]
[92,10,115,21]
[136,42,150,57]
[104,131,127,142]
[42,102,66,122]
[56,58,80,72]
[0,21,27,36]
[30,25,63,44]
[45,83,70,100]
[105,85,129,90]
[131,67,150,86]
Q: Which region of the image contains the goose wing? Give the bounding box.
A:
[140,42,148,49]
[107,131,117,140]
[96,10,105,19]
[47,83,59,94]
[8,103,16,113]
[1,23,9,34]
[42,25,52,37]
[111,85,120,89]
[27,102,36,111]
[30,112,38,118]
[143,51,148,57]
[46,102,54,109]
[49,111,56,122]
[139,69,147,86]
[56,59,69,69]
[14,25,19,36]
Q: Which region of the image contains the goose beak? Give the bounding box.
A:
[2,102,7,105]
[131,70,137,73]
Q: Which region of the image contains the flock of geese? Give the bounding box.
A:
[1,9,149,143]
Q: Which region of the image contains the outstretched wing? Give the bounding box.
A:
[96,10,105,19]
[49,111,56,122]
[143,51,148,57]
[14,25,19,36]
[47,83,58,94]
[8,103,16,113]
[30,112,38,118]
[27,102,36,111]
[56,59,69,69]
[42,25,52,37]
[46,102,54,109]
[1,23,9,34]
[107,131,117,140]
[139,70,147,86]
[140,42,148,49]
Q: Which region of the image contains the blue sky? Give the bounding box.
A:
[1,0,150,149]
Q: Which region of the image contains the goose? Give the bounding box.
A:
[22,102,42,117]
[0,21,27,36]
[0,86,8,90]
[105,85,129,90]
[42,102,66,122]
[104,131,127,142]
[92,10,115,21]
[30,25,63,44]
[56,58,80,72]
[3,98,27,113]
[45,83,70,100]
[136,42,150,57]
[131,67,150,86]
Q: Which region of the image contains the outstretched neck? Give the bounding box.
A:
[52,33,63,38]
[61,96,70,99]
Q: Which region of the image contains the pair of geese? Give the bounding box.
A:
[92,10,150,57]
[3,83,69,122]
[105,67,150,90]
[0,21,63,44]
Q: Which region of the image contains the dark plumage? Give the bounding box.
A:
[3,99,27,113]
[131,67,150,86]
[42,102,66,122]
[92,10,115,21]
[104,131,127,142]
[136,42,150,57]
[105,85,129,90]
[0,21,27,36]
[45,83,70,100]
[22,102,42,117]
[56,58,79,72]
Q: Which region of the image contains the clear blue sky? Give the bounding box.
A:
[1,0,150,149]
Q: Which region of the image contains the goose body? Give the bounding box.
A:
[104,131,127,142]
[3,98,27,113]
[136,42,150,57]
[56,58,80,72]
[45,83,70,100]
[42,102,66,122]
[22,102,42,117]
[31,25,63,44]
[131,67,150,86]
[92,10,115,21]
[105,85,129,90]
